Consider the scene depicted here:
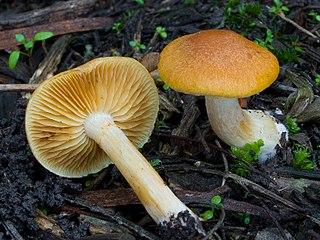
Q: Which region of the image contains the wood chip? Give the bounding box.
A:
[0,17,113,50]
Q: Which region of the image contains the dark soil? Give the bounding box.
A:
[1,0,320,239]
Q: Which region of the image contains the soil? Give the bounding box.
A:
[0,0,320,240]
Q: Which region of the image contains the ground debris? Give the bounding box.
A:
[0,99,82,238]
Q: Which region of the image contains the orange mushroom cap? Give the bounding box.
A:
[158,29,280,98]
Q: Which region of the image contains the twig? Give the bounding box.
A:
[274,167,320,180]
[78,186,274,219]
[278,11,318,39]
[0,84,39,92]
[215,139,229,186]
[65,196,161,240]
[202,209,225,240]
[261,202,289,240]
[2,220,25,240]
[225,172,307,214]
[153,131,268,176]
[29,35,72,84]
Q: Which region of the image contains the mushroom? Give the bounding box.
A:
[25,57,203,234]
[158,30,288,161]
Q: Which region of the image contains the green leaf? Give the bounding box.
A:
[8,51,20,70]
[150,159,161,167]
[163,84,170,91]
[135,0,144,5]
[39,208,48,215]
[273,0,281,7]
[268,6,277,13]
[33,32,53,41]
[281,6,289,12]
[139,44,146,50]
[85,179,92,187]
[244,216,250,225]
[201,210,214,220]
[24,40,34,50]
[211,195,222,205]
[160,32,167,38]
[15,34,25,43]
[129,41,137,47]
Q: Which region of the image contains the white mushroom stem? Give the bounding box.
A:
[205,96,288,162]
[84,112,202,229]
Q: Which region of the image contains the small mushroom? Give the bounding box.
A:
[25,57,203,234]
[158,30,288,161]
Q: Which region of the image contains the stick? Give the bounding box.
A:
[0,17,113,50]
[278,11,318,39]
[0,84,39,92]
[65,196,161,240]
[0,0,97,30]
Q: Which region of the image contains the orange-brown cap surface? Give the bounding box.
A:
[158,30,280,98]
[25,57,159,177]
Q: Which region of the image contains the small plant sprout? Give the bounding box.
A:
[254,29,274,50]
[163,83,170,91]
[231,139,264,176]
[201,195,224,221]
[268,0,289,16]
[292,144,314,170]
[156,77,171,92]
[39,208,48,215]
[308,11,320,22]
[134,0,144,5]
[150,159,162,167]
[225,1,262,33]
[156,115,168,130]
[129,40,146,50]
[156,26,168,39]
[315,74,320,85]
[112,22,124,32]
[286,116,300,134]
[8,32,53,70]
[238,211,251,225]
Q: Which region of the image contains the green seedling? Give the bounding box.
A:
[286,116,300,134]
[129,40,146,50]
[150,159,162,167]
[238,211,251,225]
[274,48,299,64]
[9,32,53,70]
[39,208,48,215]
[308,11,320,22]
[156,77,171,92]
[156,26,167,39]
[254,28,274,50]
[156,115,168,130]
[201,195,224,221]
[112,22,124,32]
[163,84,170,91]
[231,139,264,176]
[238,2,262,18]
[292,144,314,170]
[315,75,320,85]
[225,1,261,33]
[268,0,289,16]
[134,0,144,5]
[225,0,241,16]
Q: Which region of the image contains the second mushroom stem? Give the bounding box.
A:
[84,112,202,229]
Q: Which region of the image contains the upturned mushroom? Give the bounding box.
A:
[158,30,287,161]
[25,57,203,234]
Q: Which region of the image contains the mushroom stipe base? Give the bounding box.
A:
[158,210,205,239]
